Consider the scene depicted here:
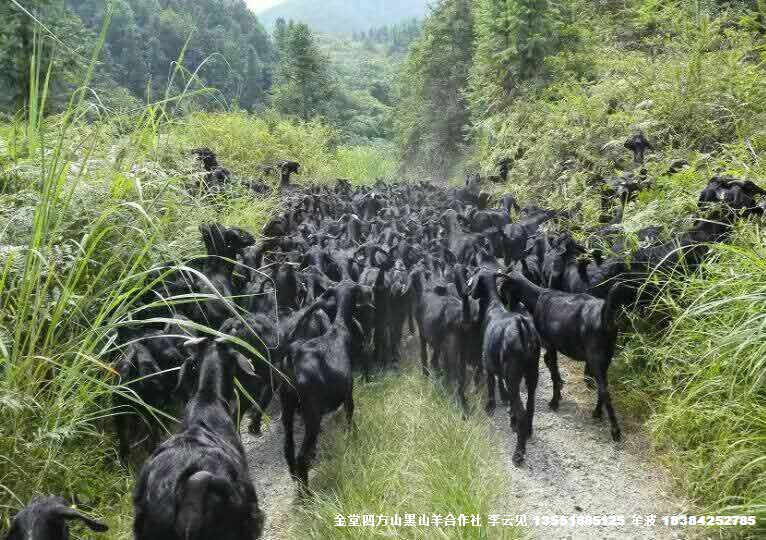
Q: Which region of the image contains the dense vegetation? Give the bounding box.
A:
[0,0,404,147]
[395,0,474,177]
[0,0,274,112]
[396,0,766,526]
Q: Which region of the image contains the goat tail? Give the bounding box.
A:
[175,470,237,539]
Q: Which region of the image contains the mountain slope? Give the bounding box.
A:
[259,0,428,34]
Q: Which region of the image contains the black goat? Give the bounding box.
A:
[192,148,231,188]
[502,272,625,442]
[133,337,264,540]
[698,176,766,216]
[280,283,368,487]
[278,160,301,188]
[6,496,108,540]
[623,133,653,164]
[112,324,190,465]
[409,267,464,379]
[218,314,280,435]
[469,271,540,465]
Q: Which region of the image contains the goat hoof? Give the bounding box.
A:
[612,429,622,442]
[548,400,559,411]
[512,452,525,466]
[592,408,603,419]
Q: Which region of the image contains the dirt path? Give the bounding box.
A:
[491,358,690,540]
[242,406,299,540]
[242,349,691,540]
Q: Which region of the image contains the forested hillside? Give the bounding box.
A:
[0,0,273,112]
[259,0,428,35]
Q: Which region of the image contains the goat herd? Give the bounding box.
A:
[7,146,766,540]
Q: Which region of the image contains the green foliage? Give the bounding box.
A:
[319,34,401,144]
[395,0,475,178]
[176,111,397,184]
[290,367,519,539]
[616,225,766,533]
[0,0,106,113]
[0,0,274,114]
[69,0,274,110]
[271,21,335,121]
[469,0,554,116]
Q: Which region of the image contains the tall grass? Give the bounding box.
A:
[615,224,766,536]
[0,21,282,536]
[175,112,399,184]
[291,367,518,540]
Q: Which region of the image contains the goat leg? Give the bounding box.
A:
[594,362,621,441]
[297,406,321,487]
[458,340,468,418]
[431,342,442,372]
[418,322,428,376]
[485,371,497,415]
[248,383,276,436]
[344,389,357,433]
[390,314,405,368]
[507,375,527,466]
[543,348,563,410]
[583,362,596,390]
[281,396,297,478]
[473,363,483,389]
[115,412,132,467]
[525,368,539,439]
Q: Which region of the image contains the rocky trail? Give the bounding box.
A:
[491,357,691,540]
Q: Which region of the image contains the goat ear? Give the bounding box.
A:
[465,275,476,293]
[174,357,194,396]
[53,506,109,532]
[234,353,256,377]
[183,337,206,349]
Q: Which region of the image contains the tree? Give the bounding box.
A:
[271,22,335,121]
[394,0,474,177]
[469,0,554,116]
[0,0,105,112]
